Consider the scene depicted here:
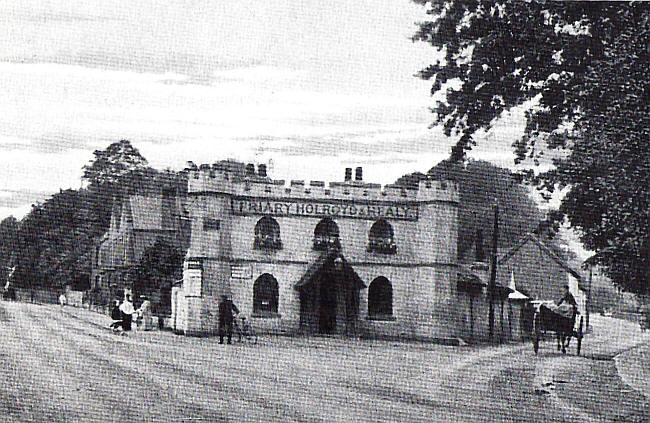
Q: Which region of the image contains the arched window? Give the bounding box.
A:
[368,219,396,254]
[313,218,340,251]
[254,216,282,250]
[253,273,279,317]
[368,277,393,319]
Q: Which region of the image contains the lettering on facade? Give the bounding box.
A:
[231,198,418,220]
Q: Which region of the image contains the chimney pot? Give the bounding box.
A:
[245,163,255,176]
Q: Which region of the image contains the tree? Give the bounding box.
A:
[11,190,95,291]
[133,239,183,314]
[83,140,149,187]
[397,160,543,260]
[414,2,649,294]
[83,140,150,235]
[0,216,19,288]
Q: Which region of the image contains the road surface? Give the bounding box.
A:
[0,301,648,422]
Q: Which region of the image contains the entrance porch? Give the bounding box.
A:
[295,251,366,335]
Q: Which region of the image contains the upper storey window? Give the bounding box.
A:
[254,216,282,250]
[313,218,340,251]
[368,219,396,254]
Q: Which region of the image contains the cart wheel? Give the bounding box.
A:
[576,316,583,356]
[533,314,540,354]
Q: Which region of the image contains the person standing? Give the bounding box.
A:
[137,296,153,331]
[58,292,67,309]
[557,285,577,308]
[218,295,239,344]
[119,294,135,333]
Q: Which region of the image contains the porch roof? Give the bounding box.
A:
[294,250,366,290]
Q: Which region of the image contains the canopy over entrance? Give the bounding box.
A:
[295,250,365,335]
[294,250,366,291]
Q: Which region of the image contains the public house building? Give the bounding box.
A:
[172,161,460,340]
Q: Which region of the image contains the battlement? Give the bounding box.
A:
[187,163,458,204]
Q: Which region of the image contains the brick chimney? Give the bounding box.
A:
[355,167,363,181]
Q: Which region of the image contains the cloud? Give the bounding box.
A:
[8,9,118,24]
[0,189,53,209]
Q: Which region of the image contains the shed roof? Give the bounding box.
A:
[457,264,487,287]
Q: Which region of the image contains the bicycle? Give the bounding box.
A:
[233,315,258,344]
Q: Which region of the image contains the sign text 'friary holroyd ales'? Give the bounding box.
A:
[231,198,418,221]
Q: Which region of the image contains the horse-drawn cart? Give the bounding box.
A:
[532,301,584,355]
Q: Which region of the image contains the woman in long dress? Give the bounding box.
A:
[119,294,135,332]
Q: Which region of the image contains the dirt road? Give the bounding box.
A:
[0,301,647,422]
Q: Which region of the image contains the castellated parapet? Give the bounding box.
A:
[187,165,459,204]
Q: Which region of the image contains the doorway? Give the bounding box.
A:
[319,275,338,334]
[296,253,365,335]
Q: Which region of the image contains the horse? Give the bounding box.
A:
[535,302,578,354]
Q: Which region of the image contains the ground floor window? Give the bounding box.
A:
[253,273,279,317]
[368,276,393,320]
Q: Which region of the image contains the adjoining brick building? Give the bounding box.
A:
[92,171,190,307]
[172,162,461,340]
[455,232,588,342]
[496,233,587,314]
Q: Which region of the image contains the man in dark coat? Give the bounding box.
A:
[557,285,577,308]
[218,295,239,344]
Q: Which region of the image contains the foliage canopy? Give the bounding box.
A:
[414,1,649,294]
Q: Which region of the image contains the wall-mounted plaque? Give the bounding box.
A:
[231,264,252,279]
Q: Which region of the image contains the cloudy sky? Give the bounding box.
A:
[0,0,525,220]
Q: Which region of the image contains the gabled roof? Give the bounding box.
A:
[294,250,366,290]
[498,233,585,289]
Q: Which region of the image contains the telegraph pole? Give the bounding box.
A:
[587,266,592,331]
[488,200,499,341]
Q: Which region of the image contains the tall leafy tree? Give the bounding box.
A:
[11,190,95,290]
[83,139,149,187]
[413,1,649,294]
[397,160,543,260]
[83,140,150,235]
[0,216,20,286]
[133,239,183,314]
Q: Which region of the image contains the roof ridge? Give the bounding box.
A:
[499,232,583,283]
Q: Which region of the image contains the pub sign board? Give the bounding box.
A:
[231,198,418,221]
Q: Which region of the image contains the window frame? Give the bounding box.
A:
[313,218,340,251]
[252,273,280,318]
[367,276,394,321]
[367,219,397,255]
[253,216,283,250]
